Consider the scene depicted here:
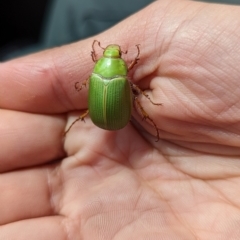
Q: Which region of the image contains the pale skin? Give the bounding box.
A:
[0,0,240,239]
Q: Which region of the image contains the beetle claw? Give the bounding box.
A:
[75,79,89,91]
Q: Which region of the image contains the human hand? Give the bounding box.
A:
[1,0,240,239]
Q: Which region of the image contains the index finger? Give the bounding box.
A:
[0,40,92,114]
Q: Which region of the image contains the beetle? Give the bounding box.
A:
[65,40,161,141]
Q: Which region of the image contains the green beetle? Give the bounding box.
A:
[89,44,132,130]
[65,40,161,141]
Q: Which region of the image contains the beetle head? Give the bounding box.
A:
[103,45,122,58]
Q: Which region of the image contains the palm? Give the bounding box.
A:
[1,0,240,239]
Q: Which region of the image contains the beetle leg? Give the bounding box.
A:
[64,110,89,136]
[91,40,100,62]
[128,44,140,71]
[97,41,105,50]
[91,40,107,62]
[131,84,162,106]
[75,78,89,91]
[91,51,97,62]
[130,82,160,141]
[133,96,159,142]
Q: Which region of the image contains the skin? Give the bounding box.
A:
[0,0,240,239]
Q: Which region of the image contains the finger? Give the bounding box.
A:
[0,109,65,172]
[0,37,143,115]
[0,166,55,225]
[0,216,66,240]
[0,40,92,114]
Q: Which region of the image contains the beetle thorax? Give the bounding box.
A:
[93,57,128,78]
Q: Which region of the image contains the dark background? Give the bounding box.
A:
[0,0,49,58]
[0,0,240,60]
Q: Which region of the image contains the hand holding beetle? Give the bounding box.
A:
[1,0,240,239]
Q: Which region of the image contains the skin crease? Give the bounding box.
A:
[0,0,240,239]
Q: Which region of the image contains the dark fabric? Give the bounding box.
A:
[3,0,154,60]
